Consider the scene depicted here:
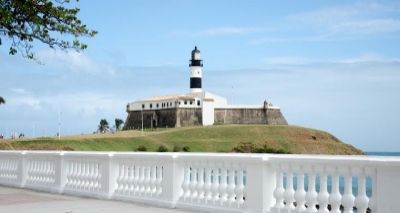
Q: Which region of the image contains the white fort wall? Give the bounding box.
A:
[1,151,400,213]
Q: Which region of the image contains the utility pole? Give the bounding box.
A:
[141,107,144,136]
[58,111,61,140]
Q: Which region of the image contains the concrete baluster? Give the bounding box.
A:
[204,166,212,204]
[89,164,96,191]
[329,172,342,213]
[355,170,369,213]
[146,164,152,196]
[139,164,146,195]
[305,169,318,213]
[317,169,329,213]
[211,167,220,205]
[294,169,306,212]
[150,164,156,196]
[234,167,245,208]
[94,164,100,191]
[219,165,228,206]
[190,164,198,202]
[181,164,190,201]
[125,164,130,194]
[273,166,285,210]
[284,168,295,211]
[197,165,205,203]
[133,164,140,195]
[227,165,236,207]
[367,168,376,213]
[342,169,355,213]
[156,165,162,196]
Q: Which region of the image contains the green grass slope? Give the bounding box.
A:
[0,125,363,155]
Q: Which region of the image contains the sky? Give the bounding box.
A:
[1,0,400,152]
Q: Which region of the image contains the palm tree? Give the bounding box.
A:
[98,119,109,133]
[115,118,124,131]
[0,96,5,105]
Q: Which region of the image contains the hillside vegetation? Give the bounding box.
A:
[0,125,363,155]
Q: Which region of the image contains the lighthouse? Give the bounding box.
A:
[189,46,203,93]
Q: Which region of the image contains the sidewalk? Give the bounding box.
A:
[0,186,189,213]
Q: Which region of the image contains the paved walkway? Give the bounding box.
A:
[0,186,190,213]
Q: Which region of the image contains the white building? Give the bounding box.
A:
[124,47,286,129]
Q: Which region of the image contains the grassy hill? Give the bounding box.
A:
[0,125,363,155]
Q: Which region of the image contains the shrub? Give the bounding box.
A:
[157,145,168,152]
[232,142,291,154]
[136,146,147,151]
[173,145,182,152]
[232,142,257,153]
[182,146,190,152]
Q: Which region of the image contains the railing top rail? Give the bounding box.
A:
[264,154,400,166]
[0,151,399,165]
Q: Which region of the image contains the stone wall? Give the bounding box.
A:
[124,107,287,130]
[214,108,287,125]
[123,109,177,129]
[266,108,288,125]
[176,108,202,127]
[123,108,203,129]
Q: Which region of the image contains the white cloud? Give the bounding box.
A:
[337,53,400,64]
[274,2,400,41]
[37,50,117,75]
[330,19,400,35]
[261,56,314,65]
[260,53,400,66]
[7,92,126,115]
[11,88,28,94]
[169,26,266,37]
[249,37,290,45]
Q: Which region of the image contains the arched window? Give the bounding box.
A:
[197,100,201,106]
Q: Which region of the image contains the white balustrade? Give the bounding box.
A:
[0,151,399,213]
[26,159,56,184]
[0,156,18,184]
[64,160,102,193]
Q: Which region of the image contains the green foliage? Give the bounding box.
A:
[98,119,109,133]
[232,142,291,154]
[0,96,4,105]
[0,0,97,60]
[115,118,124,131]
[182,146,190,152]
[157,145,168,152]
[172,145,181,152]
[136,145,147,152]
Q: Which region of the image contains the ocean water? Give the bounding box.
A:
[366,152,400,157]
[281,152,400,198]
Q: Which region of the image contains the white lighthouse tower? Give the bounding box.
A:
[189,46,203,93]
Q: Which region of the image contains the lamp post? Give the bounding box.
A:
[58,111,61,140]
[141,107,144,136]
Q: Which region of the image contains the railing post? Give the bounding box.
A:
[17,151,27,188]
[376,164,400,212]
[162,154,184,207]
[103,153,117,199]
[244,157,275,213]
[55,152,66,193]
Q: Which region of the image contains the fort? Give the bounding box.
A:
[124,47,287,129]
